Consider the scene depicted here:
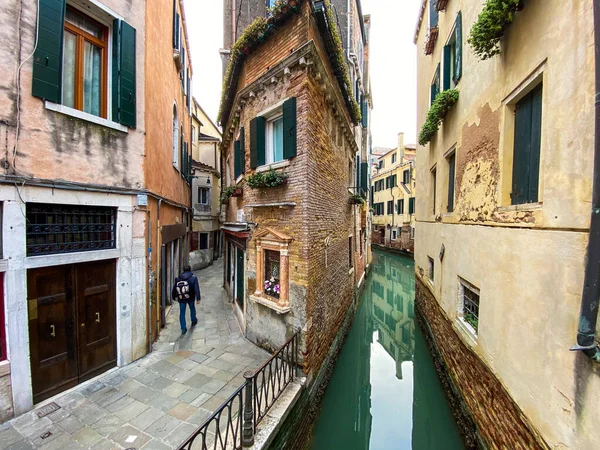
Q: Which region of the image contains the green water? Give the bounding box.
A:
[310,249,464,450]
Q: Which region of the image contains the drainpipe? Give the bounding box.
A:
[157,199,162,330]
[572,1,600,362]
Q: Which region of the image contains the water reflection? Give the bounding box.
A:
[310,250,463,450]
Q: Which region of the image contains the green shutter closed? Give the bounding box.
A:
[361,162,368,196]
[32,0,66,102]
[512,84,543,205]
[448,153,455,212]
[454,11,462,83]
[240,127,246,175]
[409,197,415,214]
[234,140,241,178]
[283,97,297,159]
[443,45,451,91]
[361,100,368,128]
[112,20,137,128]
[250,117,266,169]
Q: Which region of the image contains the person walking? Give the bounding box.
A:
[172,265,201,335]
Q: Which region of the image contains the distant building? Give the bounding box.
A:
[371,133,416,253]
[190,99,223,270]
[414,0,597,448]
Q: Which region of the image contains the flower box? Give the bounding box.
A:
[231,188,243,197]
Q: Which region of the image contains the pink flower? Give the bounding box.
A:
[275,284,280,293]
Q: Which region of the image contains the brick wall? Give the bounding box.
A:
[415,276,549,450]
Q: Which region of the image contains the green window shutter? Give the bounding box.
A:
[512,84,543,204]
[454,11,462,83]
[283,97,297,159]
[370,187,374,206]
[443,45,451,91]
[250,117,266,169]
[409,197,415,214]
[356,155,361,191]
[172,0,178,48]
[112,20,137,128]
[429,0,438,28]
[240,126,246,175]
[234,140,241,178]
[181,47,186,89]
[361,162,368,196]
[32,0,66,102]
[188,150,193,182]
[448,153,455,212]
[180,131,184,173]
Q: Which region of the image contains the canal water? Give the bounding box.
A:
[310,249,464,450]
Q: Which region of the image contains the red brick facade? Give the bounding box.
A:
[220,1,369,377]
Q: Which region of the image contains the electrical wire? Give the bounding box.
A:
[14,0,41,173]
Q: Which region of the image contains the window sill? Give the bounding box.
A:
[0,259,7,273]
[45,101,128,133]
[236,175,245,184]
[0,360,10,377]
[249,295,291,314]
[497,202,543,213]
[349,267,354,276]
[256,160,290,173]
[455,317,478,346]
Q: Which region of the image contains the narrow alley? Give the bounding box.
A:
[0,261,269,450]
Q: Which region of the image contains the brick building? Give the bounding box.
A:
[219,0,372,384]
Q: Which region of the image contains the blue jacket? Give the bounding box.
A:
[172,271,201,302]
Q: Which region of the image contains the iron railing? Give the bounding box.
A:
[177,330,301,450]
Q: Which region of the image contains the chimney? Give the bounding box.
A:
[397,132,405,162]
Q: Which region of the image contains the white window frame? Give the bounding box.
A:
[457,277,480,340]
[391,228,398,241]
[265,113,284,165]
[198,187,210,205]
[445,23,458,89]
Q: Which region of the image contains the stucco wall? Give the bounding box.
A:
[414,0,597,448]
[0,0,146,186]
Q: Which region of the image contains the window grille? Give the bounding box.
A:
[26,204,116,256]
[264,250,280,299]
[462,283,480,333]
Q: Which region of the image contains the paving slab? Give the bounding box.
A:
[0,259,270,450]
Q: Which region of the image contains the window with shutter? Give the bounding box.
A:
[283,97,297,159]
[387,200,393,215]
[33,1,136,127]
[250,117,266,169]
[172,105,179,168]
[432,168,437,214]
[32,0,67,103]
[443,12,462,90]
[409,197,415,214]
[431,64,440,105]
[360,162,368,196]
[239,127,246,176]
[234,140,241,179]
[398,199,404,214]
[429,0,438,28]
[512,84,543,205]
[447,152,455,212]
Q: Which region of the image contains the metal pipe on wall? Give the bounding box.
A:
[572,0,600,361]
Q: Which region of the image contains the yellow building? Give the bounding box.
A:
[371,133,416,253]
[190,98,223,269]
[414,1,597,449]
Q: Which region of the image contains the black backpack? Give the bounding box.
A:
[175,278,192,302]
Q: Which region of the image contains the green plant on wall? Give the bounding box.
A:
[348,193,365,206]
[245,169,288,189]
[467,0,524,60]
[221,185,239,203]
[218,1,302,125]
[418,89,459,146]
[464,312,479,332]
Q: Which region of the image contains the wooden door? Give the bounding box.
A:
[75,260,116,382]
[28,266,78,403]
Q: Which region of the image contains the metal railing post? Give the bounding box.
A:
[242,371,255,447]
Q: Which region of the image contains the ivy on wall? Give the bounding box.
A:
[467,0,525,60]
[418,89,459,146]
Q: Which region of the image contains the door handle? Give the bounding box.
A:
[95,312,101,324]
[50,325,55,337]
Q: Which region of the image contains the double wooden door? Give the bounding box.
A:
[28,260,117,403]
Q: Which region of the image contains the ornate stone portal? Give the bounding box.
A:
[252,227,293,313]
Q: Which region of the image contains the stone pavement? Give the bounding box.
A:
[0,259,270,450]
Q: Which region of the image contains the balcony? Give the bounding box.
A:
[193,203,211,215]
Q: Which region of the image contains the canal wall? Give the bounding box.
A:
[414,277,550,450]
[267,266,371,449]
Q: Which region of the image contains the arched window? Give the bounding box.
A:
[173,104,179,168]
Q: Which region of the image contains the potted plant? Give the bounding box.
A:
[246,169,288,189]
[221,185,241,203]
[232,187,243,197]
[349,193,365,205]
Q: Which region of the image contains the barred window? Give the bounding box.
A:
[459,278,480,334]
[26,204,116,256]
